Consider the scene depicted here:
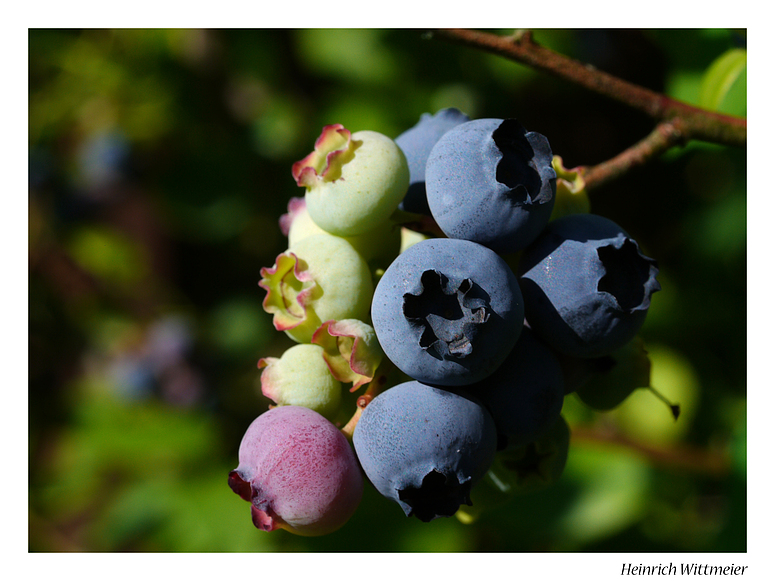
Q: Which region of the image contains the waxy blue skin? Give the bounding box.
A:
[472,327,565,447]
[518,213,660,358]
[352,381,497,522]
[395,108,470,215]
[425,118,557,254]
[371,237,524,386]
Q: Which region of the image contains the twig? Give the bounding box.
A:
[433,29,746,148]
[570,424,731,477]
[581,120,686,191]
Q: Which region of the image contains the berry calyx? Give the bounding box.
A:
[295,126,409,237]
[259,234,373,343]
[292,124,360,188]
[311,319,384,391]
[403,270,490,361]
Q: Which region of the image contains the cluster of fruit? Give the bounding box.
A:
[228,109,662,536]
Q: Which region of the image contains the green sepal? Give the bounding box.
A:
[549,156,590,221]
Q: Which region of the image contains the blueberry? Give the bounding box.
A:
[371,237,524,386]
[395,108,470,215]
[472,327,565,446]
[425,118,557,254]
[573,337,652,410]
[496,414,571,494]
[518,213,660,358]
[258,343,343,420]
[352,381,497,521]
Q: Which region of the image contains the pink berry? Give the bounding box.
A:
[228,406,363,536]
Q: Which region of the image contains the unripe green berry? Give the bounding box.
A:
[293,124,409,237]
[259,343,342,420]
[260,233,373,343]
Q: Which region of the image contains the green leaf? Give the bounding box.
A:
[558,446,651,547]
[699,48,746,116]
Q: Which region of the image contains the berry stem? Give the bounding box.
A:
[570,423,730,476]
[646,384,681,421]
[339,359,395,440]
[432,29,746,149]
[580,120,685,192]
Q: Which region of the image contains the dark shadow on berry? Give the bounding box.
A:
[597,238,659,312]
[403,270,491,361]
[518,277,584,350]
[493,120,543,205]
[397,469,471,522]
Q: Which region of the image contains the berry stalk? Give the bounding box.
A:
[433,29,746,148]
[339,359,395,440]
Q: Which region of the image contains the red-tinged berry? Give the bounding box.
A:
[228,406,363,536]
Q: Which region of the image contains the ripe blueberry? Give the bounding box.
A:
[425,118,557,253]
[353,381,497,521]
[395,108,470,215]
[371,237,524,386]
[518,213,660,358]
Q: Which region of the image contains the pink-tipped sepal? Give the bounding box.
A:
[259,252,318,333]
[312,319,384,391]
[292,124,361,188]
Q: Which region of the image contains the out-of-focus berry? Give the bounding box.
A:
[457,415,571,523]
[568,336,651,409]
[498,414,571,493]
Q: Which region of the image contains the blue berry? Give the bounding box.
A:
[425,118,557,254]
[371,237,524,386]
[497,414,571,494]
[352,381,497,521]
[518,213,660,358]
[472,327,565,447]
[572,337,652,410]
[395,108,470,215]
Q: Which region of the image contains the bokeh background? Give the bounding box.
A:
[28,29,746,552]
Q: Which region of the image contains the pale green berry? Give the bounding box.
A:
[292,124,409,237]
[399,226,428,253]
[259,343,342,420]
[282,196,400,270]
[259,233,373,343]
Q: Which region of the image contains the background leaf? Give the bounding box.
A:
[699,48,747,117]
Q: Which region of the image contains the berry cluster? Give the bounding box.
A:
[228,110,661,535]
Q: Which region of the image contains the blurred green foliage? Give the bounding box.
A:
[29,29,745,552]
